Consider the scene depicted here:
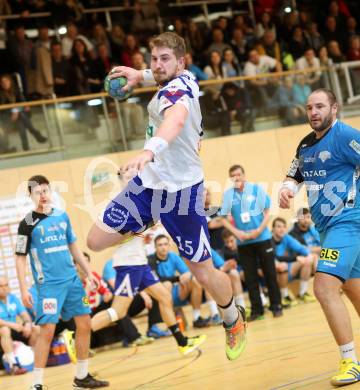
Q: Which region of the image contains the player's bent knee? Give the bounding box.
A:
[87,234,102,252]
[107,307,119,322]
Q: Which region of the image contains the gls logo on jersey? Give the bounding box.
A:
[303,170,327,178]
[320,248,340,262]
[43,298,57,314]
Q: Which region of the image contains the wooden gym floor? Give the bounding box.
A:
[2,298,360,390]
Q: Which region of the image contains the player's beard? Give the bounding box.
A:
[309,110,333,132]
[153,65,178,86]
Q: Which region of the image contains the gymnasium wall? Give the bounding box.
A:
[1,116,359,273]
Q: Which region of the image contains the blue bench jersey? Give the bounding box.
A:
[16,209,77,285]
[287,120,360,233]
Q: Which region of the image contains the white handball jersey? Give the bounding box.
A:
[112,235,148,266]
[139,70,204,192]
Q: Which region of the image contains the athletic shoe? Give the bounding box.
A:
[298,292,316,303]
[129,335,154,347]
[209,314,222,326]
[73,373,109,389]
[272,309,283,318]
[224,306,247,361]
[10,363,27,375]
[247,313,265,322]
[330,358,360,386]
[193,316,210,328]
[178,334,207,355]
[146,324,171,339]
[29,385,43,390]
[282,296,298,307]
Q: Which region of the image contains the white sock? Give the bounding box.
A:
[339,341,358,363]
[299,280,309,296]
[219,298,238,325]
[75,359,88,380]
[260,291,268,306]
[281,287,289,298]
[207,300,220,316]
[4,351,16,366]
[33,367,44,385]
[234,294,246,308]
[193,309,201,321]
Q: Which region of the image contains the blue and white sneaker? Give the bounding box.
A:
[209,314,222,326]
[146,324,171,339]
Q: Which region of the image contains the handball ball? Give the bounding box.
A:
[104,75,133,100]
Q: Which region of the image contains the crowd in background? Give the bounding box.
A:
[0,0,360,152]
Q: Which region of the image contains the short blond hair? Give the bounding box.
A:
[149,32,186,59]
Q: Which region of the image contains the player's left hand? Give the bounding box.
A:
[247,228,261,240]
[120,150,154,177]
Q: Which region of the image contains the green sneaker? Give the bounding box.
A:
[224,306,247,361]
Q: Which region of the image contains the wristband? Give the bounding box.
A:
[142,69,154,83]
[144,136,169,156]
[281,180,299,194]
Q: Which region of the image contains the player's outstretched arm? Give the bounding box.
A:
[278,178,300,209]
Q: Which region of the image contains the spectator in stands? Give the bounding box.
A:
[0,276,39,374]
[61,22,94,59]
[200,87,231,136]
[68,38,101,94]
[293,74,311,106]
[272,217,316,307]
[204,187,224,251]
[94,43,113,81]
[32,26,53,99]
[304,22,325,53]
[185,52,208,81]
[220,164,282,321]
[204,50,224,83]
[186,20,205,61]
[222,48,241,79]
[346,17,359,43]
[220,82,255,132]
[0,74,47,151]
[91,23,111,57]
[347,35,360,61]
[327,40,346,63]
[207,27,231,57]
[243,48,282,110]
[215,16,230,43]
[131,51,147,71]
[51,41,70,97]
[278,10,298,47]
[109,24,125,61]
[255,12,277,39]
[131,0,160,39]
[328,0,347,32]
[230,27,248,66]
[121,34,140,68]
[6,24,34,97]
[273,77,305,126]
[288,26,307,60]
[148,235,209,328]
[323,16,345,51]
[295,47,321,88]
[255,29,281,63]
[53,0,84,26]
[318,45,333,89]
[232,14,255,42]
